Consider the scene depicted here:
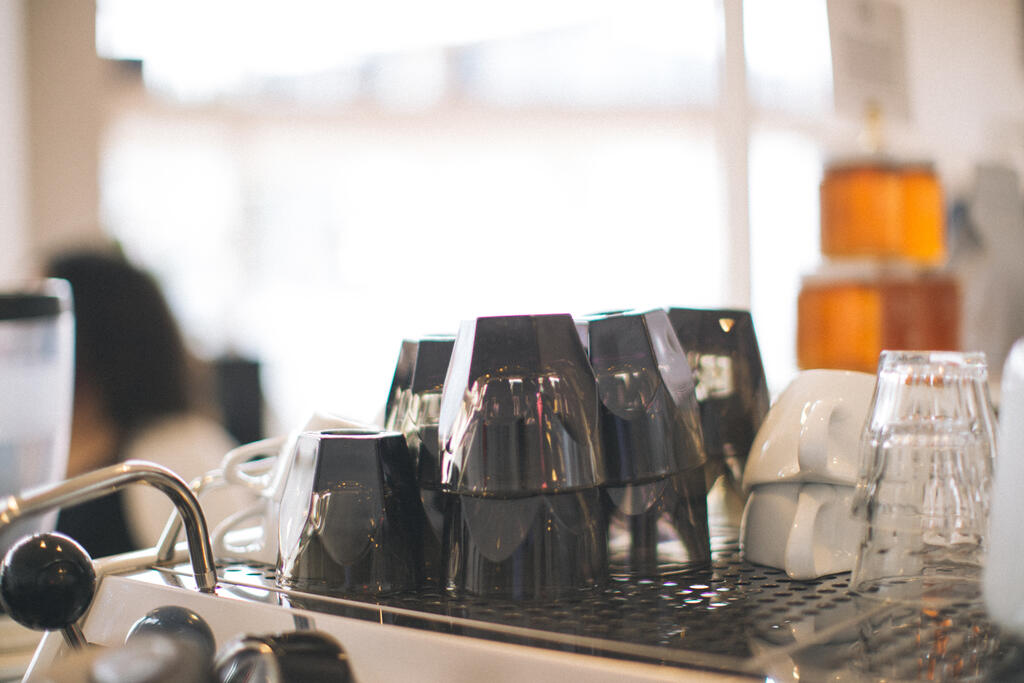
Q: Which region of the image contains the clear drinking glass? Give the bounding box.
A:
[0,279,74,557]
[851,351,996,604]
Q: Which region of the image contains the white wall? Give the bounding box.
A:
[897,0,1024,189]
[0,0,27,279]
[0,1,105,278]
[25,0,104,261]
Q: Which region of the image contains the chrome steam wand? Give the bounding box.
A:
[0,460,217,593]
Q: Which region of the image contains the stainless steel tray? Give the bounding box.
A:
[68,533,1024,682]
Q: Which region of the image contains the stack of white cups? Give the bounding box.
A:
[739,370,876,580]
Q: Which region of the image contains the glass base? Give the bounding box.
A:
[853,574,982,606]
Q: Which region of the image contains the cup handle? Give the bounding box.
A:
[220,436,288,492]
[797,398,841,480]
[212,501,270,560]
[784,485,828,580]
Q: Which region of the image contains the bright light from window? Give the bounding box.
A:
[97,0,721,105]
[749,128,823,395]
[744,0,833,113]
[97,1,728,427]
[103,114,726,426]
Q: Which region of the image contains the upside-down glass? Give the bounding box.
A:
[851,351,996,604]
[665,308,769,527]
[438,314,606,599]
[383,335,455,585]
[383,340,418,432]
[579,309,710,574]
[213,411,371,565]
[277,429,427,596]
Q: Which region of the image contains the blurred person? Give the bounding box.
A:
[48,248,247,557]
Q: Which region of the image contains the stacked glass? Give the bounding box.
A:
[851,351,996,604]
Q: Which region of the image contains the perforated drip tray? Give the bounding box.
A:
[142,537,1024,681]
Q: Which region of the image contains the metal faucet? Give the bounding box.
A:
[0,460,218,593]
[155,468,226,564]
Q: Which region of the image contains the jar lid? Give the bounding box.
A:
[800,260,954,285]
[0,292,65,321]
[824,155,936,174]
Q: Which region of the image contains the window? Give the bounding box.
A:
[97,0,832,428]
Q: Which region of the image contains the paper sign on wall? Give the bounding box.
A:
[827,0,910,122]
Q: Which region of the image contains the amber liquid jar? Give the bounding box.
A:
[797,268,960,373]
[820,161,945,265]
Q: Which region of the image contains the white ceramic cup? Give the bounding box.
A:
[740,482,863,580]
[212,411,375,564]
[985,339,1024,635]
[742,370,875,491]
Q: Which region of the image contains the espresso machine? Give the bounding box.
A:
[3,309,1021,682]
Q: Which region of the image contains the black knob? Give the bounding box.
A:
[216,632,354,682]
[127,606,217,663]
[0,532,96,631]
[92,633,216,683]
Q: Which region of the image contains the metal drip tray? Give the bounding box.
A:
[76,536,1024,682]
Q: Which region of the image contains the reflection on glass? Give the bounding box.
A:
[692,354,734,401]
[851,602,1004,681]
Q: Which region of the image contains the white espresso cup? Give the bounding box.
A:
[740,482,863,580]
[743,370,875,491]
[213,411,375,564]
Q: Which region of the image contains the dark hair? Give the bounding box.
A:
[46,250,190,434]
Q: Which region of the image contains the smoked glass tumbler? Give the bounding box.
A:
[277,429,427,596]
[383,340,418,432]
[851,351,996,604]
[438,314,606,599]
[383,335,455,586]
[579,309,710,575]
[665,308,769,526]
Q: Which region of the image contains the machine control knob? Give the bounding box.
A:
[216,631,354,682]
[127,605,217,663]
[0,532,96,632]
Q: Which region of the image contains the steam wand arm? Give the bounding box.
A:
[0,460,217,593]
[155,468,225,564]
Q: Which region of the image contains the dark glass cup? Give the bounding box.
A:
[580,309,711,574]
[276,429,427,596]
[383,340,418,432]
[383,335,456,586]
[438,314,607,599]
[666,308,769,520]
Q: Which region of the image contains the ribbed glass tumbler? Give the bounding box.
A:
[851,351,996,604]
